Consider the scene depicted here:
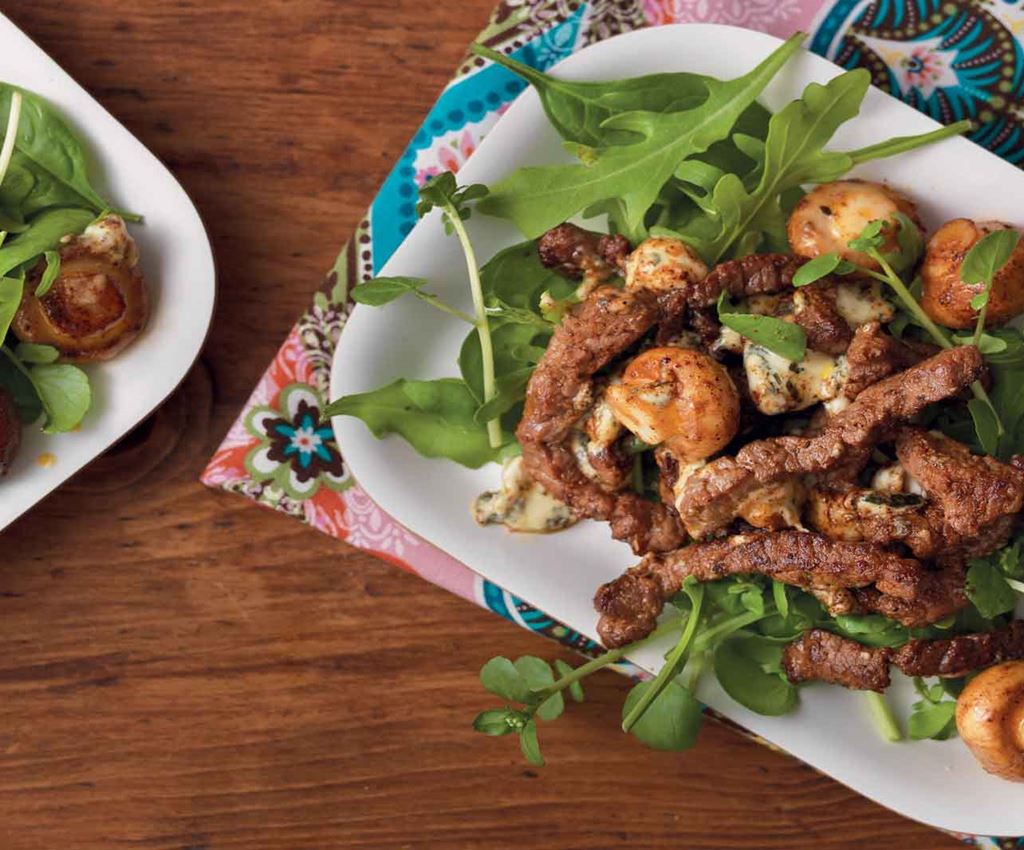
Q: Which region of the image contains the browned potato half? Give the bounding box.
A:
[605,346,740,462]
[0,388,19,476]
[921,218,1024,329]
[956,660,1024,781]
[12,216,149,362]
[787,179,922,271]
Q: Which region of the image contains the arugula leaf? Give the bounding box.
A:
[0,207,93,276]
[29,362,91,433]
[717,291,806,362]
[622,679,702,751]
[478,34,802,239]
[471,43,715,147]
[966,560,1017,618]
[34,249,60,298]
[714,636,798,716]
[0,85,117,215]
[350,275,474,323]
[887,211,924,274]
[324,378,505,468]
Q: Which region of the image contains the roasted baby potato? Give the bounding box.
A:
[787,180,921,270]
[605,346,740,462]
[956,661,1024,781]
[12,215,149,362]
[921,218,1024,329]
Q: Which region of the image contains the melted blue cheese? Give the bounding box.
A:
[474,456,576,533]
[744,345,848,415]
[834,281,894,326]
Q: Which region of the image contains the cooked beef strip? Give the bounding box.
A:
[0,388,19,476]
[808,428,1022,563]
[594,530,928,647]
[537,223,624,282]
[782,629,893,692]
[896,427,1024,540]
[518,284,686,553]
[842,322,937,399]
[690,253,806,308]
[676,346,984,539]
[851,564,968,628]
[894,620,1024,677]
[792,283,853,355]
[737,345,984,482]
[783,621,1024,690]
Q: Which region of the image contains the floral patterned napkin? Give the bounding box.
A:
[203,3,1024,843]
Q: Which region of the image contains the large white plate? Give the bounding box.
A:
[0,14,215,531]
[332,24,1024,836]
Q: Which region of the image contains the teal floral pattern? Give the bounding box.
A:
[244,384,350,500]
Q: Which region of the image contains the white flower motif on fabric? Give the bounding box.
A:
[342,486,421,558]
[857,34,959,100]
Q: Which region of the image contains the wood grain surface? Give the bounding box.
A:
[0,3,968,848]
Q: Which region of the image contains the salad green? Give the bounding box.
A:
[0,82,138,435]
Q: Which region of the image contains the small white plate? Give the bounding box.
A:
[0,14,215,530]
[333,24,1024,836]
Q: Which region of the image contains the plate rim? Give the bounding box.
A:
[0,12,217,531]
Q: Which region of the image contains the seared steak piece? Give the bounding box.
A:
[691,253,806,308]
[783,629,892,692]
[842,321,937,399]
[783,621,1024,690]
[537,223,626,282]
[792,282,853,355]
[851,564,968,628]
[517,285,685,553]
[0,388,19,475]
[896,427,1024,540]
[676,346,984,539]
[594,530,928,647]
[893,620,1024,677]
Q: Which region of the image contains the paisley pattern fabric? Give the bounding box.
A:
[810,0,1024,163]
[201,3,1024,841]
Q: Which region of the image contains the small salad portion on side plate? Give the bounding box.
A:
[331,25,1024,836]
[0,84,151,474]
[0,12,214,531]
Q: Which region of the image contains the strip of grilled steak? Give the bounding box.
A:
[782,629,893,692]
[842,322,937,399]
[678,346,984,538]
[537,223,625,282]
[783,622,1024,690]
[517,285,686,553]
[594,531,928,648]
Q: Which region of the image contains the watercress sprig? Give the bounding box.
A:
[960,228,1022,349]
[417,172,502,448]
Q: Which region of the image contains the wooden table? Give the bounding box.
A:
[0,3,967,848]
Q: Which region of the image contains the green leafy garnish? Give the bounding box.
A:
[717,290,807,362]
[478,34,802,240]
[0,207,93,277]
[907,678,958,741]
[713,635,797,716]
[791,253,854,287]
[350,275,474,323]
[622,679,702,751]
[323,378,505,468]
[966,559,1017,618]
[34,249,60,298]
